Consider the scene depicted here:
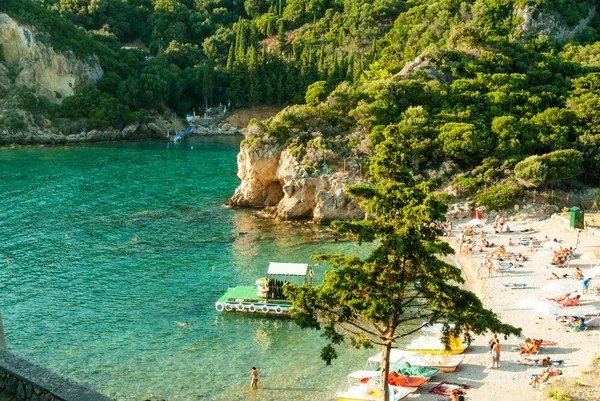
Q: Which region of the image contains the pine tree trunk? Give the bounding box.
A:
[380,338,393,401]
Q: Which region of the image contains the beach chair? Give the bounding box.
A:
[496,262,514,273]
[582,317,597,330]
[503,283,527,289]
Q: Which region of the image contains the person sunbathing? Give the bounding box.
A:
[548,292,573,302]
[519,356,551,366]
[573,268,584,280]
[548,272,570,280]
[515,253,528,262]
[566,317,586,330]
[481,239,494,247]
[520,338,542,354]
[529,366,561,388]
[508,238,515,246]
[560,294,580,307]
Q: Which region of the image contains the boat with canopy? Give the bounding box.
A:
[215,262,311,315]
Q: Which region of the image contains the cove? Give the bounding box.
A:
[0,137,374,401]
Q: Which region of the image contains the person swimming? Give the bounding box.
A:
[175,321,189,327]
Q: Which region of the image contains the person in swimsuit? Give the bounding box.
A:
[251,366,259,389]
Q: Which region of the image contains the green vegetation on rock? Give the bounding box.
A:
[1,0,600,203]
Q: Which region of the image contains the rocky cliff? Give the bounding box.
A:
[0,13,103,102]
[228,129,365,223]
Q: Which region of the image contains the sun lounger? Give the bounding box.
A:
[503,282,527,289]
[496,262,514,272]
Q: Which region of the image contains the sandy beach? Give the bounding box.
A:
[412,214,600,401]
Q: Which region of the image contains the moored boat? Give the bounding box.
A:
[406,353,465,372]
[405,335,468,354]
[215,262,311,315]
[337,371,411,401]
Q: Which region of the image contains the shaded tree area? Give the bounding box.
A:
[285,119,520,400]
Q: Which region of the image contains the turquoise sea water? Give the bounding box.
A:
[0,137,375,401]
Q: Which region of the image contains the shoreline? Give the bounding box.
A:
[415,215,600,401]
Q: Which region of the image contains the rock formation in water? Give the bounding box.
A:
[228,124,365,223]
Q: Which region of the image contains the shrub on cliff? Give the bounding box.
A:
[515,150,584,187]
[473,183,523,211]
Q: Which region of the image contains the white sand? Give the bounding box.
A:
[412,216,600,401]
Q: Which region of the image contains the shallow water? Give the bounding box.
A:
[0,138,375,401]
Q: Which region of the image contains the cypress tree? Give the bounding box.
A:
[226,42,235,71]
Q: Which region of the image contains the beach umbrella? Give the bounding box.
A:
[515,297,541,309]
[580,251,600,260]
[463,218,484,227]
[543,241,562,250]
[542,281,569,294]
[584,266,600,279]
[534,250,554,257]
[533,301,562,316]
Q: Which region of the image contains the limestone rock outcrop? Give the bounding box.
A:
[229,140,365,223]
[0,13,103,102]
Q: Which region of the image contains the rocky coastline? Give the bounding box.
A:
[0,120,243,146]
[228,138,365,223]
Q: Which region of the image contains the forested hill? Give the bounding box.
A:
[235,0,600,209]
[1,0,600,198]
[0,0,399,123]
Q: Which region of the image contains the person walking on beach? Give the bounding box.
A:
[491,338,501,369]
[251,366,259,389]
[583,278,591,295]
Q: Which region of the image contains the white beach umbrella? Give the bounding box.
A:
[543,241,562,250]
[463,218,484,227]
[535,250,554,257]
[584,266,600,279]
[533,301,562,316]
[542,281,569,294]
[515,297,541,309]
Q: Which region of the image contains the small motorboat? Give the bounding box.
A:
[406,354,465,373]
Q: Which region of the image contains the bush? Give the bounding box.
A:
[305,81,331,106]
[454,176,483,196]
[515,150,584,187]
[514,155,548,187]
[473,183,523,211]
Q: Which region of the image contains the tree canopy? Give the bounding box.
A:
[286,123,520,400]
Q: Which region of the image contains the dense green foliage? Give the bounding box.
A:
[1,0,600,194]
[0,0,401,128]
[286,122,520,399]
[240,0,600,201]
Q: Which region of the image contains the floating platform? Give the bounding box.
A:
[215,286,293,315]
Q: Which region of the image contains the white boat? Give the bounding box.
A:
[406,353,465,373]
[337,371,411,401]
[365,349,416,370]
[405,335,467,354]
[420,322,455,336]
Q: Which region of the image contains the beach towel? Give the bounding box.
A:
[428,381,473,396]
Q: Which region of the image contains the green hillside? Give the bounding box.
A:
[1,0,600,194]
